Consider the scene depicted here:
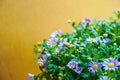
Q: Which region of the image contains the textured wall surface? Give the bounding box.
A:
[0,0,120,80]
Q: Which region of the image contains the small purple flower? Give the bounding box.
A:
[84,18,91,23]
[61,39,73,48]
[38,58,46,68]
[95,37,101,42]
[56,30,61,34]
[56,38,67,53]
[86,37,100,43]
[103,58,119,70]
[28,73,34,80]
[47,37,58,46]
[68,61,78,69]
[50,30,61,38]
[102,37,109,43]
[99,76,110,80]
[42,55,48,61]
[38,58,43,64]
[88,61,101,73]
[47,30,62,47]
[56,48,61,53]
[75,67,83,74]
[41,62,46,68]
[59,38,67,47]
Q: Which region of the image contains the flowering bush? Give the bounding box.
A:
[29,10,120,80]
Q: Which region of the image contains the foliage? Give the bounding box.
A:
[29,10,120,80]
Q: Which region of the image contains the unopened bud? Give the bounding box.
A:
[103,33,108,37]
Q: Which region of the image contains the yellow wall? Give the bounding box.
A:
[0,0,120,80]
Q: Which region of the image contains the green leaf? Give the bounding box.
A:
[82,73,89,78]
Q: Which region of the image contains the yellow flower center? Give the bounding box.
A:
[51,42,55,45]
[103,33,108,37]
[65,42,70,46]
[108,62,114,68]
[72,64,75,68]
[91,38,95,42]
[39,62,44,67]
[92,64,98,70]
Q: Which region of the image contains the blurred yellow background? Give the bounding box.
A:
[0,0,120,80]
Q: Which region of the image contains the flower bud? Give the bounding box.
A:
[113,43,117,46]
[118,62,120,66]
[67,19,72,23]
[28,73,34,80]
[58,77,62,80]
[38,48,41,52]
[103,33,108,37]
[37,41,41,46]
[72,19,76,25]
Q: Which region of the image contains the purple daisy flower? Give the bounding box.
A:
[56,48,61,53]
[62,38,67,42]
[99,76,110,80]
[95,37,101,42]
[38,58,43,64]
[47,30,62,47]
[68,61,78,69]
[50,30,61,38]
[28,73,34,80]
[56,38,67,53]
[41,62,46,68]
[42,55,48,61]
[59,38,67,47]
[75,67,83,74]
[47,37,58,47]
[38,58,46,68]
[102,37,109,43]
[88,61,101,73]
[84,18,91,23]
[103,58,119,70]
